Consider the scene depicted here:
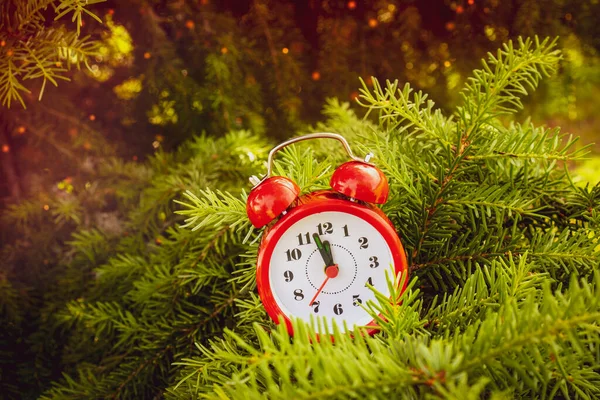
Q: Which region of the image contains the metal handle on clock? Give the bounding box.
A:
[249,132,373,187]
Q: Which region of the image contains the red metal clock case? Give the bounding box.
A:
[255,190,408,336]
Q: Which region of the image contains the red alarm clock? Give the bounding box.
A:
[246,133,408,336]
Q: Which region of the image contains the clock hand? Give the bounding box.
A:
[312,233,333,266]
[308,264,339,306]
[323,240,334,266]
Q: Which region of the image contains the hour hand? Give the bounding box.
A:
[312,233,333,266]
[323,240,334,266]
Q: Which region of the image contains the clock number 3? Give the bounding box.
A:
[369,256,379,268]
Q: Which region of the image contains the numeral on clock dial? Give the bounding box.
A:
[293,289,304,301]
[317,222,333,235]
[285,248,302,261]
[352,295,362,306]
[283,270,294,282]
[333,303,343,315]
[311,301,320,313]
[369,256,379,268]
[365,277,373,287]
[342,224,350,237]
[358,237,369,249]
[296,232,311,246]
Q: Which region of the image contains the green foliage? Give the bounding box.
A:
[170,263,600,399]
[2,37,599,399]
[0,0,105,107]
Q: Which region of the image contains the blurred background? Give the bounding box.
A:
[1,0,600,204]
[1,1,600,396]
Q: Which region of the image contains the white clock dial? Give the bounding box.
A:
[268,211,393,333]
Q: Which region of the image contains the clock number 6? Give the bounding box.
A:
[333,303,343,315]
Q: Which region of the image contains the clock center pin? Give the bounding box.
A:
[325,265,339,278]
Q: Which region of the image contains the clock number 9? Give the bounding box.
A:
[283,270,294,282]
[333,303,343,315]
[285,248,302,261]
[358,237,369,249]
[293,289,304,301]
[317,222,333,235]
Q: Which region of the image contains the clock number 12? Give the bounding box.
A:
[317,222,333,235]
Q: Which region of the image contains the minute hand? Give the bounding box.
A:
[312,233,333,266]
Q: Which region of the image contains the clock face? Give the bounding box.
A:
[257,197,406,335]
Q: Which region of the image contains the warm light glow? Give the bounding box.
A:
[7,49,14,57]
[456,5,464,14]
[282,47,289,54]
[350,91,359,100]
[185,20,195,29]
[221,47,228,54]
[83,142,92,150]
[0,40,5,47]
[108,9,115,15]
[347,1,356,10]
[17,126,26,134]
[311,71,321,81]
[43,204,50,211]
[444,60,451,67]
[133,155,138,161]
[114,77,143,100]
[368,18,378,28]
[89,114,96,121]
[1,144,9,153]
[144,52,152,59]
[152,141,160,149]
[468,0,475,4]
[445,22,455,31]
[565,13,572,21]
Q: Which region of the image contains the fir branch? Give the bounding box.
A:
[54,0,106,36]
[175,189,252,234]
[108,345,172,400]
[188,273,600,398]
[0,58,30,108]
[356,77,451,144]
[0,2,103,108]
[457,37,561,136]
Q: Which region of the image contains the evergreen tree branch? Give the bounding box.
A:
[457,37,561,137]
